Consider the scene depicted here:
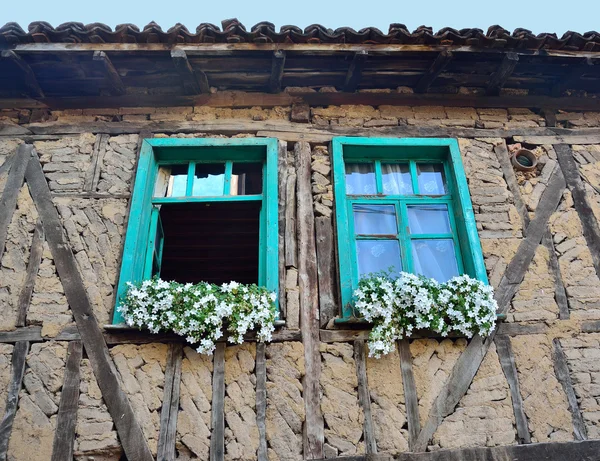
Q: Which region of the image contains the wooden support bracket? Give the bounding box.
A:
[487,52,519,96]
[415,50,453,93]
[343,50,368,92]
[268,50,286,93]
[171,49,210,95]
[93,51,125,96]
[0,50,44,98]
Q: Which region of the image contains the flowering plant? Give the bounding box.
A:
[117,278,277,355]
[354,272,497,358]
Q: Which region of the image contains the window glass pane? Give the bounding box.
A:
[231,163,262,195]
[353,204,397,235]
[382,163,413,195]
[411,239,458,282]
[417,163,447,195]
[356,240,402,278]
[407,204,451,234]
[345,163,376,195]
[193,163,225,196]
[154,164,188,197]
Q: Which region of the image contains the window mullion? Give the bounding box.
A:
[409,161,419,195]
[398,200,413,274]
[224,160,233,195]
[186,162,195,196]
[374,160,383,194]
[446,200,465,274]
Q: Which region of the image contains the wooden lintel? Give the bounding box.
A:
[268,50,286,93]
[486,52,519,96]
[343,50,368,92]
[92,51,125,96]
[0,50,44,98]
[171,49,210,95]
[551,58,594,96]
[415,50,453,93]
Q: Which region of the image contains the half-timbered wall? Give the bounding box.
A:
[1,103,600,461]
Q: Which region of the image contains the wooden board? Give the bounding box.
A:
[353,340,376,454]
[398,339,420,450]
[51,341,83,461]
[210,342,225,461]
[315,216,337,328]
[157,343,183,461]
[255,343,268,461]
[16,220,44,327]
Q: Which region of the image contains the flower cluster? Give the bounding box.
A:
[117,279,277,355]
[354,272,497,358]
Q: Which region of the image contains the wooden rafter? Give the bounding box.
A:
[415,50,453,93]
[171,49,210,95]
[92,51,125,96]
[552,58,594,96]
[486,52,519,96]
[268,50,286,93]
[0,50,44,98]
[343,50,368,92]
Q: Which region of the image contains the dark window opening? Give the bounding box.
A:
[159,201,260,285]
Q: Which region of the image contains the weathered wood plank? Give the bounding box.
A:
[415,50,453,93]
[315,216,337,328]
[552,338,587,440]
[0,341,30,460]
[24,153,154,461]
[555,143,600,279]
[16,219,44,327]
[0,154,15,177]
[551,58,594,97]
[284,169,297,268]
[496,322,548,336]
[171,49,209,95]
[581,320,600,333]
[398,339,420,450]
[51,341,82,461]
[0,124,32,136]
[0,326,42,343]
[494,335,531,444]
[210,342,225,461]
[513,135,600,145]
[92,51,125,96]
[83,133,109,192]
[277,141,288,318]
[487,52,519,96]
[0,50,44,98]
[256,342,268,461]
[353,340,376,454]
[542,232,570,319]
[343,50,368,92]
[0,144,32,265]
[296,141,324,459]
[268,50,286,93]
[157,343,183,461]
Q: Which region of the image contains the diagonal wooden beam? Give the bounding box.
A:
[51,341,83,461]
[171,49,209,95]
[268,50,286,94]
[486,52,519,96]
[343,50,368,93]
[24,152,153,461]
[0,50,44,98]
[413,166,566,452]
[415,50,453,94]
[93,51,125,96]
[16,220,44,327]
[552,58,594,97]
[0,144,32,265]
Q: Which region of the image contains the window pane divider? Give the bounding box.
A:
[185,162,195,197]
[409,160,419,195]
[152,194,263,204]
[374,160,383,194]
[224,160,233,195]
[409,233,455,240]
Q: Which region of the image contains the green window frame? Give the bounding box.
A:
[112,137,279,324]
[332,137,488,318]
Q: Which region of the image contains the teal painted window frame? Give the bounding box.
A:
[332,137,488,318]
[112,137,279,324]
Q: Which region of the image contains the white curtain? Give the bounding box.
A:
[345,163,376,195]
[381,163,412,195]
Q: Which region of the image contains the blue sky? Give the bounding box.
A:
[2,0,599,36]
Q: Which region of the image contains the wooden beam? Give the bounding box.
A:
[284,169,297,268]
[83,134,108,192]
[415,50,453,93]
[255,343,268,461]
[16,220,44,327]
[0,144,32,265]
[552,58,594,96]
[555,144,600,279]
[268,50,286,93]
[92,51,125,96]
[552,339,587,440]
[24,153,154,461]
[296,141,324,459]
[0,50,44,98]
[210,342,225,461]
[486,52,519,96]
[0,341,30,459]
[513,135,600,144]
[316,216,337,328]
[171,49,210,95]
[398,339,420,450]
[343,50,368,92]
[277,141,288,318]
[157,343,183,461]
[494,336,531,444]
[51,341,82,461]
[354,340,376,454]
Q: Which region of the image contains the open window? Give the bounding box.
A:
[332,137,488,318]
[113,138,279,324]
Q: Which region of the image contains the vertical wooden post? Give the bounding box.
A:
[398,339,420,450]
[210,342,226,461]
[354,340,377,454]
[255,343,268,461]
[157,343,183,461]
